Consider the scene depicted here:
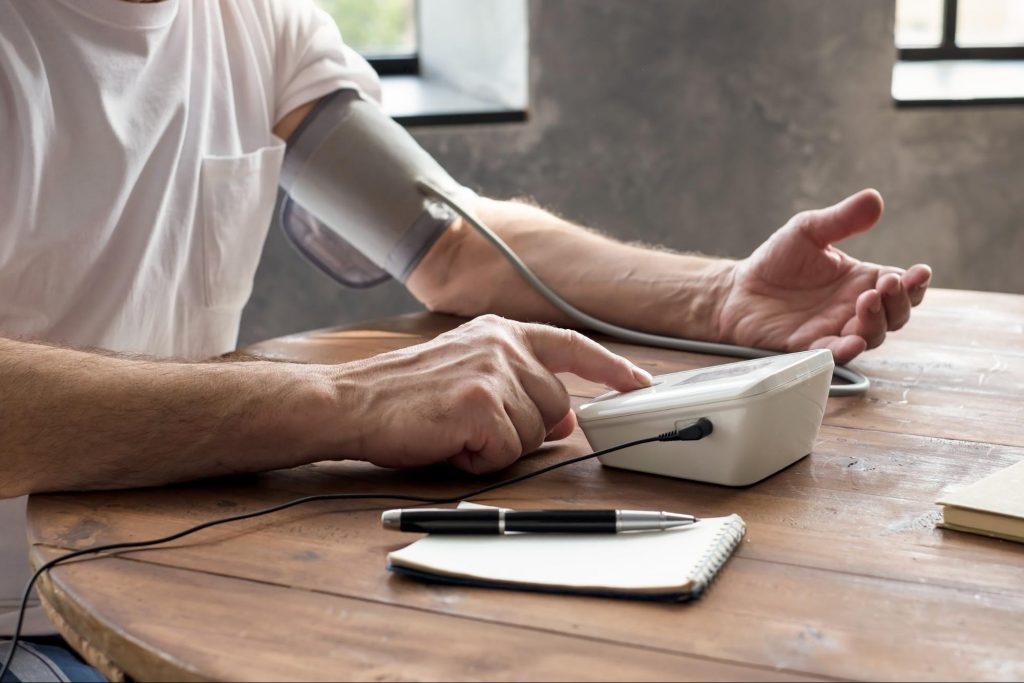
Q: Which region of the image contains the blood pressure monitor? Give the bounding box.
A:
[576,349,834,486]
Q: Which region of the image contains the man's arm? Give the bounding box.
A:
[0,338,336,497]
[407,198,733,342]
[274,100,317,140]
[0,318,648,497]
[407,192,932,364]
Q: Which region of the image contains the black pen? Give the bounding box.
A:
[381,508,699,534]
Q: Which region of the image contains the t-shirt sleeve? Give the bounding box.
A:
[270,0,382,125]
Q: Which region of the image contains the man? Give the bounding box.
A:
[0,0,931,679]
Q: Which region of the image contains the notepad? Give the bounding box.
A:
[937,459,1024,543]
[386,503,745,601]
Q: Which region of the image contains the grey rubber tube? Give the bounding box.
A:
[418,179,869,397]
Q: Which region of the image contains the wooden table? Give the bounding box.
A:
[26,289,1024,681]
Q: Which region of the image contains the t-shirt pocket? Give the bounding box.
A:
[199,142,286,309]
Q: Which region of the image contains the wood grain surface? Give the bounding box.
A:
[25,289,1024,681]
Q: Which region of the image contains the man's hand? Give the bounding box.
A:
[329,315,651,474]
[716,189,932,364]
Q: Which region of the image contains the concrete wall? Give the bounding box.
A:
[240,0,1024,346]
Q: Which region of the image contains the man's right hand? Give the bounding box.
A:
[325,315,652,474]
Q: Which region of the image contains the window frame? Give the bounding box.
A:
[367,55,420,76]
[898,0,1024,61]
[344,0,529,126]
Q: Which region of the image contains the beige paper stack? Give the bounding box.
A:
[937,460,1024,543]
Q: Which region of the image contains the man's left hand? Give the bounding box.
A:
[716,189,931,364]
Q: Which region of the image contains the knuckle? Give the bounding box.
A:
[500,319,531,344]
[499,430,524,462]
[476,318,518,347]
[546,378,570,409]
[791,210,815,230]
[891,314,909,331]
[555,376,571,401]
[481,428,522,470]
[475,313,507,330]
[537,383,570,427]
[523,423,545,454]
[474,353,501,376]
[561,327,585,352]
[497,441,522,469]
[458,379,495,406]
[500,335,533,366]
[461,314,505,340]
[493,332,521,356]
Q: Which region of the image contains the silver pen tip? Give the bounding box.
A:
[663,512,699,527]
[381,510,401,530]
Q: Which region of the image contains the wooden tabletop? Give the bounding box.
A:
[26,288,1024,682]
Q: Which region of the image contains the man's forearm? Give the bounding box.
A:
[408,198,736,340]
[0,339,339,498]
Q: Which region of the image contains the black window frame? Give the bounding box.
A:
[899,0,1024,60]
[367,54,419,76]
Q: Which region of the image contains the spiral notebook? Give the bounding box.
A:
[387,503,745,601]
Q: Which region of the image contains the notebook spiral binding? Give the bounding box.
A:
[691,515,746,593]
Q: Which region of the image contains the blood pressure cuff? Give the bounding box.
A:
[279,89,475,287]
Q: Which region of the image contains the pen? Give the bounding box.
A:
[380,508,699,534]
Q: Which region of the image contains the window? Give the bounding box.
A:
[314,0,529,126]
[896,0,1024,59]
[893,0,1024,104]
[313,0,418,75]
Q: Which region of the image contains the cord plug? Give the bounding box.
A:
[657,418,713,442]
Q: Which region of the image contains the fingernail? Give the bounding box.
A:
[632,366,654,386]
[871,301,882,313]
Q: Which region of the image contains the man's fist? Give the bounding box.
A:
[325,315,652,473]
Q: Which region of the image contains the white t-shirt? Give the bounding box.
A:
[0,0,380,635]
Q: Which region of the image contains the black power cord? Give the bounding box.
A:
[0,418,712,679]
